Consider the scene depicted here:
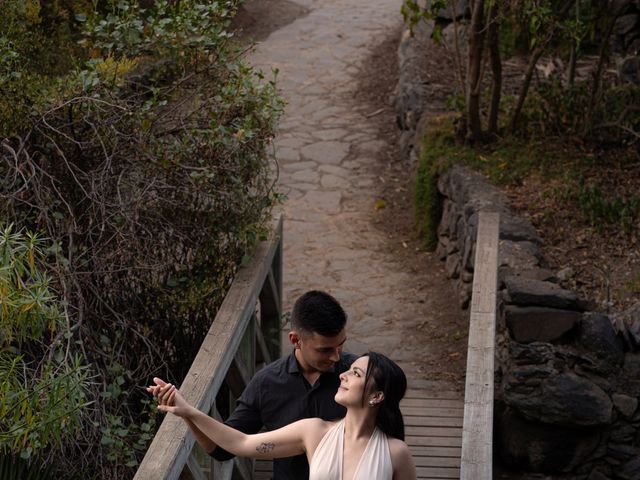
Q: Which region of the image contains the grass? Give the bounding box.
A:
[412,115,640,249]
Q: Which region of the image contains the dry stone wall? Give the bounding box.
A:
[435,166,640,479]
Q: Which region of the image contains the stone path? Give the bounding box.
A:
[248,0,466,391]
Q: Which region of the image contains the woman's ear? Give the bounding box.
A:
[369,391,385,405]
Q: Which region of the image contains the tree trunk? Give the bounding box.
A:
[466,0,486,141]
[584,1,628,136]
[508,0,576,134]
[487,1,501,137]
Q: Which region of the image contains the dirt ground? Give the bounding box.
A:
[233,0,471,386]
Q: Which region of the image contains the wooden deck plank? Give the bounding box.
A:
[401,388,464,479]
[401,398,464,408]
[402,406,465,417]
[416,466,461,478]
[404,415,463,428]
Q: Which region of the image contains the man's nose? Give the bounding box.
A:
[329,348,340,362]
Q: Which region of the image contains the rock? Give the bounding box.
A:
[587,470,611,480]
[497,407,601,473]
[500,214,542,244]
[607,443,639,462]
[557,267,575,281]
[618,456,640,480]
[435,238,447,261]
[503,275,583,310]
[499,266,557,284]
[445,252,460,279]
[618,56,640,85]
[499,240,541,272]
[509,341,557,365]
[609,423,636,443]
[577,314,625,374]
[615,302,640,348]
[622,353,640,397]
[461,269,473,283]
[505,306,581,343]
[426,0,470,20]
[437,201,454,237]
[504,371,613,426]
[612,393,638,418]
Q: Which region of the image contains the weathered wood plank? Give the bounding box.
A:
[409,446,462,457]
[401,398,464,409]
[254,316,272,366]
[405,389,462,399]
[416,466,461,478]
[405,436,463,447]
[135,216,283,480]
[414,455,462,468]
[460,211,499,480]
[402,406,465,417]
[404,415,464,428]
[406,426,462,437]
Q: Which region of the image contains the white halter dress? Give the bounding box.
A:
[309,419,393,480]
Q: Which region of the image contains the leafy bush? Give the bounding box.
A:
[0,226,90,462]
[1,0,282,477]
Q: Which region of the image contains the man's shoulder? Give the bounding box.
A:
[250,355,291,383]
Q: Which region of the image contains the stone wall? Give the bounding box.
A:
[436,165,640,479]
[393,19,640,479]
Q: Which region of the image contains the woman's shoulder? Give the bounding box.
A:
[387,437,417,479]
[387,437,412,460]
[295,417,336,437]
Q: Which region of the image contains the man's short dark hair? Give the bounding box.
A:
[291,290,347,337]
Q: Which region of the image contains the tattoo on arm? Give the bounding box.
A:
[256,442,275,454]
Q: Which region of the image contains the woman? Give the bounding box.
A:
[148,352,417,480]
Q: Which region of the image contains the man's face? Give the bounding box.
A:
[290,328,347,374]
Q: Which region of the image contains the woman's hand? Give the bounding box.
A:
[147,377,193,418]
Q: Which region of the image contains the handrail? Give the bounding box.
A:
[135,215,283,480]
[460,211,500,479]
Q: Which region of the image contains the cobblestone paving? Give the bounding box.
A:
[248,0,466,391]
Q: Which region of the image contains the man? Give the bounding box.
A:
[186,290,356,479]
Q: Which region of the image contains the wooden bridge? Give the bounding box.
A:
[135,212,499,480]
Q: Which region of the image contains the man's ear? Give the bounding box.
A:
[288,331,301,348]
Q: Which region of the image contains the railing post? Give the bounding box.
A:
[460,211,500,480]
[135,215,283,480]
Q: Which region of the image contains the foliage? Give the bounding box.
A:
[0,226,90,461]
[401,0,639,145]
[0,451,57,480]
[521,80,640,146]
[1,0,282,477]
[414,117,474,250]
[554,173,640,233]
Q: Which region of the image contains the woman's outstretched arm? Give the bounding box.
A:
[147,377,315,460]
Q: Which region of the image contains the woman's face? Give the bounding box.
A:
[335,356,372,407]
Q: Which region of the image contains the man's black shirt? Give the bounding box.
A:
[211,351,357,479]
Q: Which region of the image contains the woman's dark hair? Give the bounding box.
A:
[291,290,347,337]
[361,352,407,441]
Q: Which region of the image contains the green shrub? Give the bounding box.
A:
[0,226,90,462]
[413,118,471,250]
[1,1,282,477]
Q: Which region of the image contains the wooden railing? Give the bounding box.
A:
[460,211,500,479]
[135,215,283,480]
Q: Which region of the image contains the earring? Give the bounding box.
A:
[368,399,375,407]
